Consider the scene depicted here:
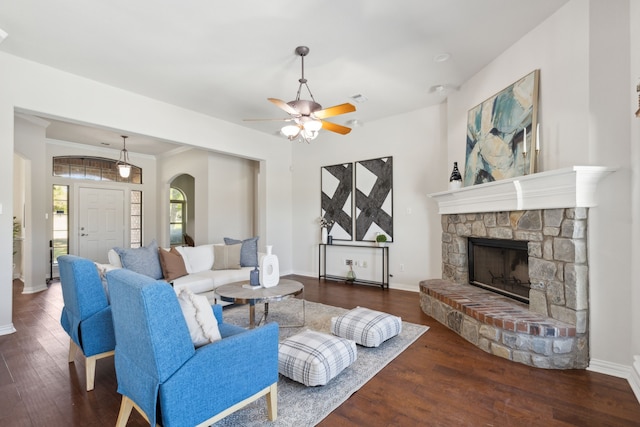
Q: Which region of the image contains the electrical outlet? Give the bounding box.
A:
[345,259,353,266]
[400,263,405,272]
[362,261,367,268]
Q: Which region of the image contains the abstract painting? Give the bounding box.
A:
[321,163,353,241]
[464,70,540,186]
[355,157,393,242]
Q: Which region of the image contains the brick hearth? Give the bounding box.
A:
[420,280,583,368]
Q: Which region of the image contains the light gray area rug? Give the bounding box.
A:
[212,299,429,426]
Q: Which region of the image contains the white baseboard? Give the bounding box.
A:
[589,357,640,405]
[22,283,47,294]
[389,282,419,292]
[588,358,631,378]
[631,356,640,404]
[0,323,17,336]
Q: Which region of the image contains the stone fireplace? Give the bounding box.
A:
[420,167,613,369]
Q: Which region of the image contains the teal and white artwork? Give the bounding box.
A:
[464,70,539,186]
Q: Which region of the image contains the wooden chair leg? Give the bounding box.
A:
[115,396,134,427]
[266,383,278,421]
[68,339,78,363]
[85,355,97,391]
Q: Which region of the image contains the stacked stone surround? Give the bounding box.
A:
[419,208,589,369]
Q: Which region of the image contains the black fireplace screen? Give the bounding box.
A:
[468,238,530,303]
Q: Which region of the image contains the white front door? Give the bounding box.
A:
[78,187,125,263]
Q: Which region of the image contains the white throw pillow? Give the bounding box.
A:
[175,244,215,273]
[177,289,222,347]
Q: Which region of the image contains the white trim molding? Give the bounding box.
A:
[429,166,615,214]
[588,357,640,405]
[631,356,640,403]
[0,323,16,336]
[588,358,631,379]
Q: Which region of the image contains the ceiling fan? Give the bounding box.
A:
[246,46,356,143]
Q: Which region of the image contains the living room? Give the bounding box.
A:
[1,0,639,414]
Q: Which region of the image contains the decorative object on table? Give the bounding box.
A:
[375,233,388,247]
[259,245,280,288]
[321,163,353,241]
[319,215,334,244]
[355,156,393,242]
[464,69,539,186]
[346,260,356,282]
[249,266,260,287]
[448,162,462,190]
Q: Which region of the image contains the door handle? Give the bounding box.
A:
[81,233,88,236]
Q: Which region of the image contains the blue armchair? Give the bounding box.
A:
[58,255,116,391]
[106,268,279,427]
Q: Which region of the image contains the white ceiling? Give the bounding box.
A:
[0,0,567,155]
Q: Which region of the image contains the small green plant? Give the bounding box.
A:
[13,217,20,238]
[375,234,387,243]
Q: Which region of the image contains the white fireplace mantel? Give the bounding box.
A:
[429,166,615,215]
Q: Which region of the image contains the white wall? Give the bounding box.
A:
[158,148,258,247]
[0,51,293,334]
[14,115,49,294]
[291,104,446,291]
[447,0,637,377]
[629,0,640,401]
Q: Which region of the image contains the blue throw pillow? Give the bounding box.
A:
[114,239,163,280]
[223,236,259,267]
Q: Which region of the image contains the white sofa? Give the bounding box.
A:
[105,242,261,304]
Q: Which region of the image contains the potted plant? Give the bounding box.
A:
[375,233,387,247]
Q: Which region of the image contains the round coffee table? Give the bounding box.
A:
[215,279,304,328]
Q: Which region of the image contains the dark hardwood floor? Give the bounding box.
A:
[2,275,640,426]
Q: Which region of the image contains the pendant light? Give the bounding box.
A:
[117,135,131,178]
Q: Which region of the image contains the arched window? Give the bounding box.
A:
[53,156,142,183]
[169,187,186,246]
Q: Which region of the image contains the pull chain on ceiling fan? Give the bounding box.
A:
[245,46,356,143]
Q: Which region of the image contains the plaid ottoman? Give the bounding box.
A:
[331,306,402,347]
[278,330,357,386]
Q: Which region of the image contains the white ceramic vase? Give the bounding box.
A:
[260,245,280,288]
[321,227,328,244]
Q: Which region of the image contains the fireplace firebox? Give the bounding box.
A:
[468,237,530,303]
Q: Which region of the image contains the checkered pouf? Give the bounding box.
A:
[278,330,357,386]
[331,306,402,347]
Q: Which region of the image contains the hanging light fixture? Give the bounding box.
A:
[116,135,131,178]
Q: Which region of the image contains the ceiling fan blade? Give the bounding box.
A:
[243,117,295,122]
[321,121,352,135]
[313,103,356,119]
[268,98,299,116]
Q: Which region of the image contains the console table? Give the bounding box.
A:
[318,243,389,289]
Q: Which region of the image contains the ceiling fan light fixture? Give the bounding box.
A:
[302,128,319,141]
[281,124,301,139]
[303,119,322,133]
